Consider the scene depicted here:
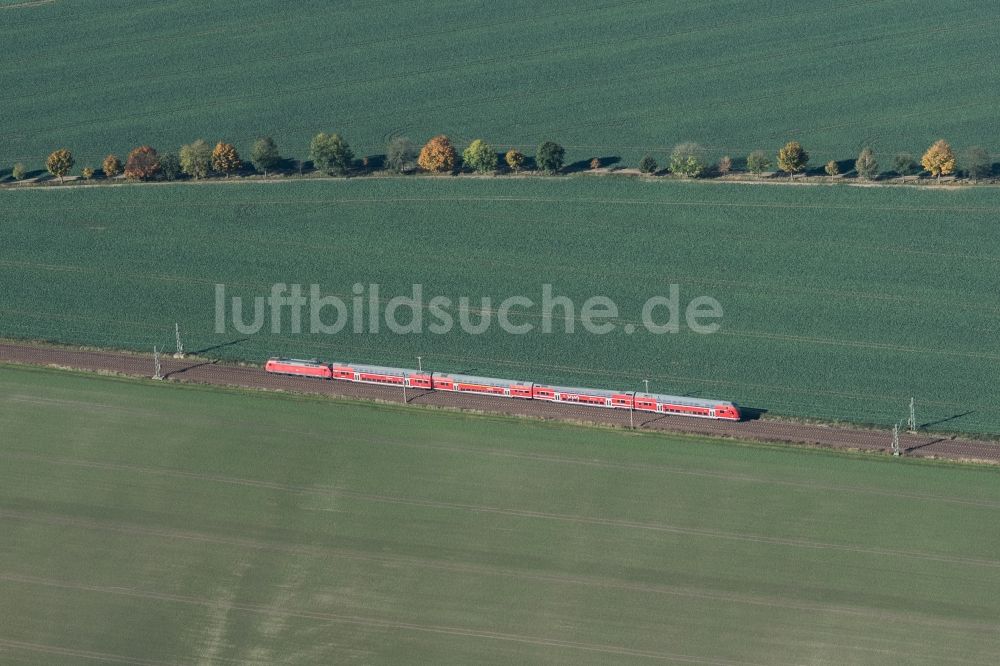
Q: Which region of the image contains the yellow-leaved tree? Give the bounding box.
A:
[46,148,74,183]
[777,141,808,177]
[102,154,122,179]
[505,149,525,173]
[921,139,955,180]
[418,135,456,173]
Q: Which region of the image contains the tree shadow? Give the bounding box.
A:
[565,156,621,173]
[833,159,853,175]
[360,154,385,173]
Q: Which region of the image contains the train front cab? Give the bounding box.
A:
[714,404,741,421]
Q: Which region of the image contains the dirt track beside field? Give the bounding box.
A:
[2,342,997,464]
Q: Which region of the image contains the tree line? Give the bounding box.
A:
[7,134,993,185]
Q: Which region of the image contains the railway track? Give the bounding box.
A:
[2,342,997,464]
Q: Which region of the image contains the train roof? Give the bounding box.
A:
[636,392,735,408]
[268,357,325,367]
[334,362,422,376]
[431,372,532,387]
[534,384,629,398]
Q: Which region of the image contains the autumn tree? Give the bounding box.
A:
[717,155,733,176]
[102,154,122,179]
[462,139,497,174]
[159,153,181,181]
[824,160,839,176]
[124,146,160,181]
[418,135,457,173]
[385,136,418,173]
[212,142,241,177]
[310,132,354,176]
[921,139,955,180]
[746,150,771,176]
[81,166,94,180]
[46,148,74,183]
[777,141,809,177]
[180,139,213,179]
[504,149,525,173]
[250,137,281,177]
[963,146,991,180]
[669,142,706,178]
[639,155,658,174]
[535,141,565,173]
[855,147,878,180]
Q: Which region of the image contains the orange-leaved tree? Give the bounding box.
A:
[418,135,456,173]
[921,139,956,180]
[124,146,160,181]
[212,141,241,177]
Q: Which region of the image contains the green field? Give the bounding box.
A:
[2,1,998,170]
[2,178,999,434]
[1,364,999,663]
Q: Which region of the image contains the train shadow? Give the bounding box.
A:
[738,406,767,422]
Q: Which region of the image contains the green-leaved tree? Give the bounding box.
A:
[159,153,182,181]
[385,136,417,173]
[310,132,354,176]
[535,141,565,173]
[180,139,213,179]
[746,150,771,176]
[250,137,281,177]
[963,146,991,180]
[669,142,706,178]
[855,147,878,180]
[894,153,918,181]
[462,139,497,174]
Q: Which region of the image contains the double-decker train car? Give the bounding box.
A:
[264,357,741,420]
[532,384,634,409]
[634,392,740,421]
[330,362,432,389]
[432,373,534,398]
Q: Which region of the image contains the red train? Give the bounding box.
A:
[264,357,741,421]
